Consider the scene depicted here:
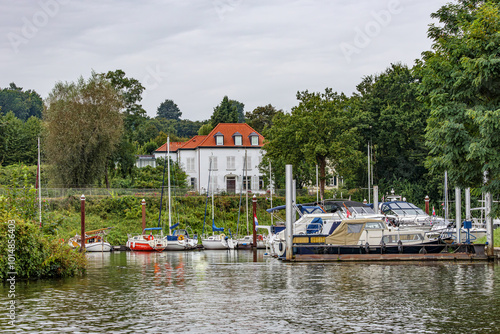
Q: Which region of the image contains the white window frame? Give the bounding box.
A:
[216,135,224,145]
[243,156,251,170]
[209,156,218,170]
[251,136,259,146]
[227,156,235,170]
[186,157,195,172]
[234,135,242,145]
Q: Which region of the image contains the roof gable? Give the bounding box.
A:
[199,123,264,147]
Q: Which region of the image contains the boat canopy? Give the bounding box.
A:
[170,222,180,230]
[144,227,163,231]
[266,204,324,214]
[325,218,384,245]
[380,201,426,217]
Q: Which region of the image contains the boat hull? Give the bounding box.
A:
[202,239,229,250]
[85,242,112,252]
[126,240,167,252]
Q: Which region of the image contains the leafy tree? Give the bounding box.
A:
[246,104,283,134]
[0,83,43,120]
[353,63,431,189]
[198,123,213,135]
[229,99,245,123]
[415,0,500,206]
[44,72,124,187]
[157,99,182,120]
[263,89,360,198]
[211,96,238,126]
[0,112,42,166]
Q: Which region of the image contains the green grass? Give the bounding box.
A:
[475,226,500,247]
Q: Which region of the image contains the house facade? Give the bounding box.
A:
[153,123,265,194]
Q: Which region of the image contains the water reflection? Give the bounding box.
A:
[0,251,499,333]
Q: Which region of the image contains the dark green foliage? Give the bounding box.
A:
[0,112,42,166]
[229,99,245,123]
[211,96,238,126]
[157,99,182,120]
[245,104,282,134]
[0,83,43,120]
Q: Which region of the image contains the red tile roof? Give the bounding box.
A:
[198,123,264,147]
[154,141,184,153]
[154,124,264,152]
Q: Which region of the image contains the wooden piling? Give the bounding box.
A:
[425,195,429,215]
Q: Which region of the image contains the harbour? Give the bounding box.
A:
[1,251,499,333]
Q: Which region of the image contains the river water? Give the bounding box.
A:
[1,251,499,333]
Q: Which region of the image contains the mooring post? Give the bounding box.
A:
[252,194,257,248]
[142,199,146,232]
[80,194,85,252]
[373,185,378,214]
[425,195,430,215]
[285,165,293,260]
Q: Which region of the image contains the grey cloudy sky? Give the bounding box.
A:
[0,0,449,121]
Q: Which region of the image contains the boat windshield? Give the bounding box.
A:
[365,221,384,229]
[381,202,426,216]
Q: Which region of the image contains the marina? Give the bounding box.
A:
[1,251,499,333]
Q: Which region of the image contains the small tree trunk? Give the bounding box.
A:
[105,161,110,189]
[319,158,327,201]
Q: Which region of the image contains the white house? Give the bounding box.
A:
[153,123,265,194]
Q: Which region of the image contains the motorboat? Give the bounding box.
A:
[126,227,168,252]
[68,228,113,252]
[283,218,448,258]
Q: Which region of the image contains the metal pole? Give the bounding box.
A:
[245,150,249,235]
[285,165,293,260]
[269,162,273,226]
[485,192,494,256]
[252,195,257,248]
[368,141,371,203]
[80,194,85,252]
[141,199,146,232]
[373,185,378,214]
[465,188,471,221]
[455,187,461,243]
[444,171,448,222]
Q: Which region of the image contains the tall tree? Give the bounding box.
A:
[211,96,238,126]
[263,89,360,198]
[229,99,245,123]
[415,0,500,204]
[157,99,182,120]
[0,83,43,120]
[246,104,282,134]
[44,72,124,187]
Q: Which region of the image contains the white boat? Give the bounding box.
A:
[202,234,236,250]
[68,228,113,252]
[164,228,198,251]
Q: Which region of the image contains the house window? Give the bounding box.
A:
[243,176,251,190]
[186,157,195,171]
[243,156,251,170]
[259,176,265,190]
[214,131,224,146]
[209,156,218,170]
[233,132,242,146]
[227,156,235,170]
[190,177,197,189]
[248,132,259,146]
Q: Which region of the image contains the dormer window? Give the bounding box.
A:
[248,132,259,146]
[232,132,242,146]
[214,132,224,145]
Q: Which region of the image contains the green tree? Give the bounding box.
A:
[415,0,500,206]
[44,72,124,187]
[263,89,360,198]
[246,104,282,134]
[353,63,431,188]
[211,96,238,126]
[0,83,43,121]
[0,112,42,166]
[157,99,182,120]
[198,123,213,135]
[229,99,245,123]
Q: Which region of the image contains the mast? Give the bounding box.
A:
[245,150,249,235]
[368,141,371,204]
[168,136,171,234]
[38,137,42,228]
[269,162,273,226]
[444,170,448,221]
[202,157,212,236]
[158,141,168,228]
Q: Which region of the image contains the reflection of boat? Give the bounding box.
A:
[286,218,448,258]
[68,228,113,252]
[126,227,168,252]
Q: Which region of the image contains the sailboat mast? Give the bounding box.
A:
[168,136,171,234]
[270,162,273,226]
[444,170,448,221]
[211,176,215,235]
[245,150,249,235]
[38,137,42,228]
[202,157,212,236]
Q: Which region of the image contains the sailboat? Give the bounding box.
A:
[69,228,113,252]
[201,156,237,250]
[162,137,198,251]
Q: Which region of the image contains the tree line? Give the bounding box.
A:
[1,1,499,216]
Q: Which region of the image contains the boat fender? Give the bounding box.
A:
[380,241,386,254]
[279,241,283,252]
[178,235,185,241]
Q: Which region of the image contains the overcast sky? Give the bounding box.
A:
[1,0,450,121]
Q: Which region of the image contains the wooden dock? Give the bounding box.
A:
[287,252,491,262]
